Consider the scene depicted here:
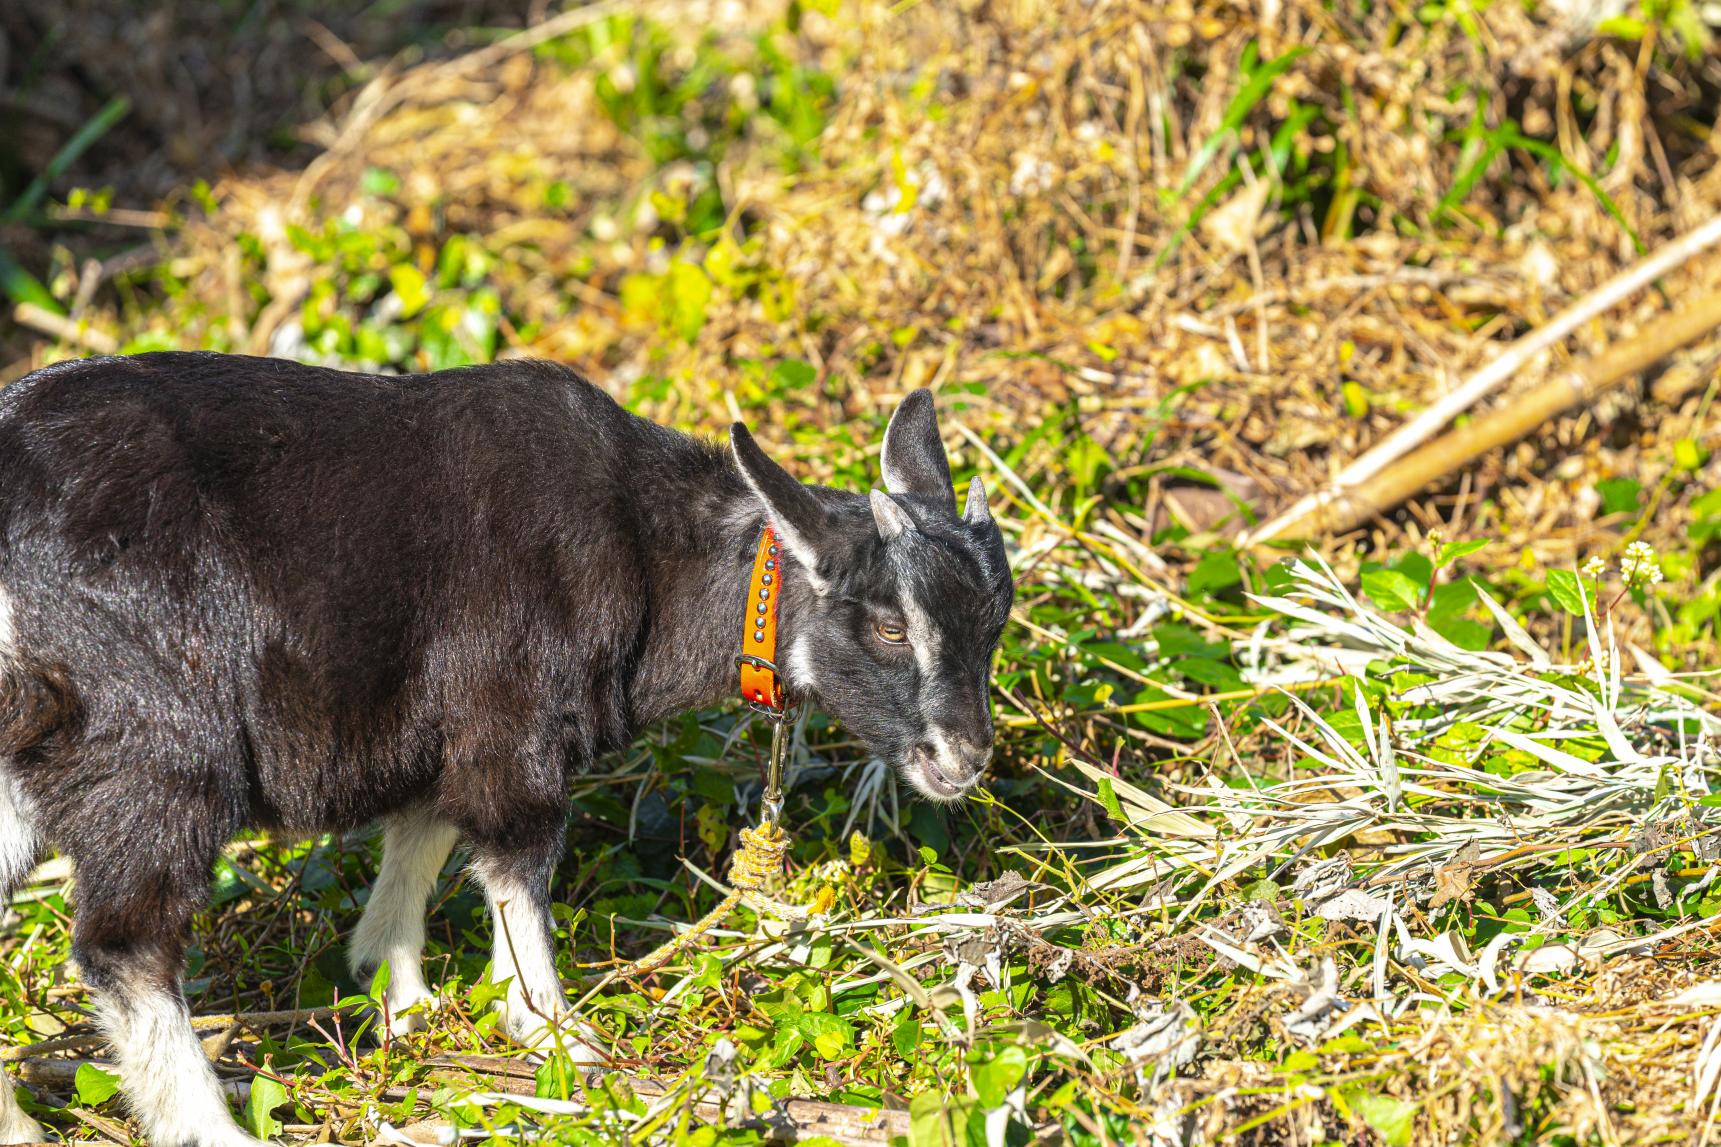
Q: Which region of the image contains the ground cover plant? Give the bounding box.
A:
[4,0,1721,1143]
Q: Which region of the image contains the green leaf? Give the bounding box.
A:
[1349,1090,1416,1147]
[1545,569,1589,616]
[3,95,130,224]
[1430,615,1492,651]
[1173,656,1247,691]
[772,360,817,390]
[1095,776,1125,823]
[969,1045,1028,1107]
[1435,539,1489,568]
[892,1008,922,1058]
[362,167,401,196]
[666,262,713,343]
[909,1090,970,1147]
[367,958,392,1004]
[1186,550,1243,597]
[1129,686,1208,739]
[388,264,430,318]
[1595,477,1641,516]
[795,1011,853,1061]
[246,1074,289,1138]
[1178,45,1310,195]
[75,1063,121,1106]
[1361,568,1422,612]
[246,1074,289,1136]
[1152,623,1227,659]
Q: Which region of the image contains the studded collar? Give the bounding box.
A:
[738,526,787,714]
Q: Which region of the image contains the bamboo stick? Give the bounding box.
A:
[1252,288,1721,542]
[1242,213,1721,546]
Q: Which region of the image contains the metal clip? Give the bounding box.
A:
[735,653,789,721]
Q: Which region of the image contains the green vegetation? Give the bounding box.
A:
[4,0,1721,1143]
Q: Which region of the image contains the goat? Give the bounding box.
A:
[0,351,1013,1146]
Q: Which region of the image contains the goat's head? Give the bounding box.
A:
[731,390,1013,802]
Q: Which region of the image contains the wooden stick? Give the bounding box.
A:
[1255,288,1721,541]
[1242,213,1721,545]
[406,1054,908,1146]
[11,303,118,355]
[1,1007,333,1062]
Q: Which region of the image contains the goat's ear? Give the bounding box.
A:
[962,475,992,527]
[731,423,831,586]
[880,389,956,515]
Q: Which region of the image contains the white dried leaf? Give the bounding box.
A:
[1283,957,1342,1042]
[1669,982,1721,1008]
[1240,901,1285,942]
[1201,179,1271,254]
[1517,943,1579,976]
[1315,888,1393,923]
[1293,855,1353,902]
[1110,1001,1202,1076]
[1531,888,1562,922]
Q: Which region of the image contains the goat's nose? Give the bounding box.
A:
[947,735,993,779]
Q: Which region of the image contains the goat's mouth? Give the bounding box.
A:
[904,742,980,802]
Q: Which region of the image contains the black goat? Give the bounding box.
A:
[0,352,1012,1146]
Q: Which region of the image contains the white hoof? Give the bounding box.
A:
[503,1011,607,1066]
[382,992,438,1037]
[362,986,437,1039]
[0,1109,46,1147]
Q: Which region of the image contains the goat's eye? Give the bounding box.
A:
[875,622,908,645]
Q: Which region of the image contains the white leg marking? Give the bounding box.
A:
[350,811,458,1035]
[0,770,38,902]
[0,585,41,907]
[0,1074,45,1146]
[96,973,257,1147]
[0,753,44,1144]
[475,868,602,1064]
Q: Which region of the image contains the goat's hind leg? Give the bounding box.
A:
[349,808,459,1035]
[0,769,46,1145]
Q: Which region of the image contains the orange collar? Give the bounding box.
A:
[739,526,787,714]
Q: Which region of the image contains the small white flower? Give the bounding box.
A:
[1580,555,1607,579]
[1620,541,1662,589]
[1009,151,1056,198]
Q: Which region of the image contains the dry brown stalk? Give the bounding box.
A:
[1253,288,1721,542]
[10,304,117,355]
[1243,213,1721,546]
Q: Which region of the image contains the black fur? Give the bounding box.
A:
[0,351,1012,1145]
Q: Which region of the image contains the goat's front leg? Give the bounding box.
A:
[470,836,603,1064]
[349,808,459,1035]
[72,855,257,1147]
[0,772,46,1145]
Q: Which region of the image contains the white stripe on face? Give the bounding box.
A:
[899,584,943,679]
